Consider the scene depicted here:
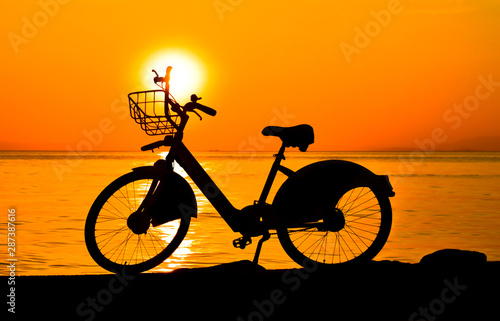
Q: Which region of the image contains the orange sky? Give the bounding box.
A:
[2,0,500,151]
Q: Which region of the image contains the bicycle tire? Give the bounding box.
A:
[85,170,191,274]
[277,183,392,267]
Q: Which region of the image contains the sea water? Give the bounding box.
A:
[1,151,499,275]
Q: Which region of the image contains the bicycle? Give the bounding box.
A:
[85,66,395,274]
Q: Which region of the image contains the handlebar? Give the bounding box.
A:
[152,66,217,117]
[184,93,216,116]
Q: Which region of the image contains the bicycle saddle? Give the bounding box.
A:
[262,124,314,152]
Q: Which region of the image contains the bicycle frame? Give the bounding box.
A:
[160,136,291,234]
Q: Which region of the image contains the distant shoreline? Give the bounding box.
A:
[2,149,500,152]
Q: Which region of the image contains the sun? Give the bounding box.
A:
[141,49,206,103]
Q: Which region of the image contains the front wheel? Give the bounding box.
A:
[277,184,392,267]
[85,170,191,274]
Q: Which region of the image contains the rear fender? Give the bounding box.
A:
[272,160,394,223]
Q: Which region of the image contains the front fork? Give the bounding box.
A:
[137,159,172,212]
[126,178,160,235]
[127,159,170,235]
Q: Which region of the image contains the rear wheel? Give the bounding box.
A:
[85,170,190,274]
[277,184,392,267]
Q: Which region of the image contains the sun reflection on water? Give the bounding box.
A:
[154,229,194,273]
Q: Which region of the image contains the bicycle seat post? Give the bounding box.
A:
[257,143,286,205]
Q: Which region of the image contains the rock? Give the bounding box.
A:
[172,259,265,275]
[420,249,487,266]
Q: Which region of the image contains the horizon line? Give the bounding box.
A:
[2,148,500,153]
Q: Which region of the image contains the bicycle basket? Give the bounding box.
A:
[128,90,182,136]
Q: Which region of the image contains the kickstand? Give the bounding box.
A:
[252,231,270,266]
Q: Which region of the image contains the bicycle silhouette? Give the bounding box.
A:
[85,66,395,273]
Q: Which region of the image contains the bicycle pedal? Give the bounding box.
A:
[233,236,252,249]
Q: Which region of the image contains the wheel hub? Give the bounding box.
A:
[127,211,150,235]
[320,207,345,232]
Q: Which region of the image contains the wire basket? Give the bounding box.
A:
[128,90,182,136]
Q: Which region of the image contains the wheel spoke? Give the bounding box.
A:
[346,211,381,223]
[343,187,364,213]
[337,231,355,261]
[345,200,379,217]
[301,232,327,257]
[345,218,380,228]
[291,229,316,249]
[338,188,356,212]
[339,188,372,212]
[333,233,345,263]
[344,224,373,244]
[103,198,129,219]
[346,224,379,236]
[96,225,128,248]
[103,230,133,261]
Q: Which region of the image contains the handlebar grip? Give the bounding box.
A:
[184,102,217,116]
[195,103,217,116]
[141,140,166,151]
[154,77,165,83]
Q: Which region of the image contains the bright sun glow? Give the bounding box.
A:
[141,49,206,103]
